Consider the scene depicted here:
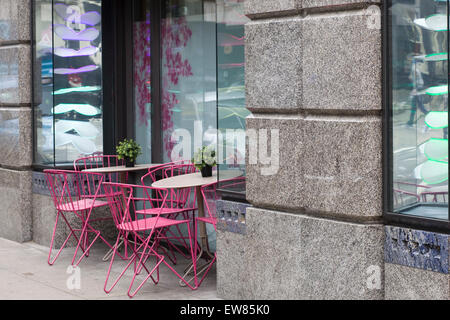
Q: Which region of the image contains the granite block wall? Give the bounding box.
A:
[217,0,385,299]
[0,0,33,242]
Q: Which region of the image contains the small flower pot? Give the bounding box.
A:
[201,165,213,178]
[125,159,135,168]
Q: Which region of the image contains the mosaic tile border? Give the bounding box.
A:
[216,200,250,235]
[385,226,449,274]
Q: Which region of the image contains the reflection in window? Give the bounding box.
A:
[389,0,448,221]
[217,0,249,194]
[161,0,216,163]
[33,0,103,166]
[160,0,249,192]
[134,0,152,165]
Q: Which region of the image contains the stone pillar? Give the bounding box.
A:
[217,0,385,299]
[0,0,33,243]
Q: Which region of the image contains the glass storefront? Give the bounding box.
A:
[388,0,449,222]
[33,0,249,200]
[33,0,103,166]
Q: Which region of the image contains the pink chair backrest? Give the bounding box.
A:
[74,155,126,184]
[141,163,197,210]
[102,182,169,235]
[44,169,104,212]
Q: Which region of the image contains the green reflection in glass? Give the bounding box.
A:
[426,85,448,96]
[424,138,448,161]
[52,86,102,95]
[425,111,448,129]
[424,52,448,62]
[420,160,449,185]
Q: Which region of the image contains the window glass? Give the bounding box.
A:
[389,0,449,221]
[161,0,217,164]
[133,0,152,165]
[33,0,103,166]
[34,0,54,165]
[217,0,249,194]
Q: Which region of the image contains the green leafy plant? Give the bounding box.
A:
[116,139,142,162]
[192,146,217,170]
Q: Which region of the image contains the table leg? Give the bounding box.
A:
[179,187,214,287]
[102,172,132,261]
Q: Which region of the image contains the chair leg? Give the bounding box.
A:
[182,219,216,289]
[104,233,129,294]
[48,211,83,266]
[196,254,216,288]
[105,233,156,294]
[127,234,164,298]
[163,222,198,290]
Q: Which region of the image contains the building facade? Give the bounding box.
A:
[0,0,448,300]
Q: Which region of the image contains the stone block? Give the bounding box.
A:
[0,107,32,168]
[0,168,32,242]
[246,115,304,211]
[0,0,31,43]
[385,263,449,300]
[216,230,248,299]
[301,115,383,218]
[245,11,381,113]
[217,208,385,300]
[302,0,381,10]
[246,114,382,218]
[245,18,303,113]
[0,45,31,105]
[244,0,301,17]
[302,10,382,111]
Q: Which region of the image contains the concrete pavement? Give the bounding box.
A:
[0,238,219,300]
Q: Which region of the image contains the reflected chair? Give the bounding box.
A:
[421,191,448,203]
[102,183,198,298]
[44,169,119,266]
[140,163,197,264]
[194,177,246,287]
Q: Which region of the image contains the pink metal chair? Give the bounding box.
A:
[194,177,246,287]
[102,182,198,298]
[44,170,119,266]
[140,163,198,264]
[74,155,134,260]
[74,154,128,185]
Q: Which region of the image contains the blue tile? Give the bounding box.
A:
[385,226,449,274]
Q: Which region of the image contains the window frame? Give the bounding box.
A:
[383,0,450,234]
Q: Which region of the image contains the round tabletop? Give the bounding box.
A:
[82,163,162,174]
[152,170,243,189]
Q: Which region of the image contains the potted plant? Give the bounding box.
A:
[116,139,142,168]
[192,146,217,177]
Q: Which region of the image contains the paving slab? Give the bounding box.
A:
[0,238,219,300]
